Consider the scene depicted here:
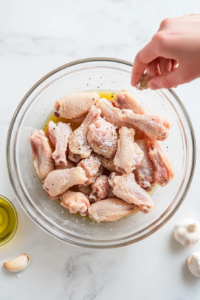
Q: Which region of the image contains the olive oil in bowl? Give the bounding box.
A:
[0,195,18,246]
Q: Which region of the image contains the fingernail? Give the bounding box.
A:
[148,82,159,90]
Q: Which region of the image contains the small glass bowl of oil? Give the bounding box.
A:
[0,195,18,246]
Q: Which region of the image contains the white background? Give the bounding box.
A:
[1,1,200,299]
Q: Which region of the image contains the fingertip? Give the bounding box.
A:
[131,63,145,87]
[131,69,140,87]
[131,75,137,87]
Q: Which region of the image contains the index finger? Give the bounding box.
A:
[131,40,159,86]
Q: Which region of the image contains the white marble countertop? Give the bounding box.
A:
[1,0,200,299]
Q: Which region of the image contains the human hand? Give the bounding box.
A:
[131,14,200,89]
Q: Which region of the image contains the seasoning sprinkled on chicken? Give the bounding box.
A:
[87,117,117,158]
[31,89,173,222]
[68,105,101,159]
[77,154,101,186]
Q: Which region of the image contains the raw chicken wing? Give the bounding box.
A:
[111,172,154,213]
[87,117,117,158]
[77,154,101,185]
[43,167,87,197]
[115,90,149,114]
[89,175,110,202]
[47,121,72,167]
[114,127,143,173]
[148,141,174,186]
[68,106,101,160]
[88,198,139,222]
[134,139,155,191]
[30,130,54,180]
[96,98,130,128]
[119,109,169,141]
[54,92,100,119]
[60,191,90,216]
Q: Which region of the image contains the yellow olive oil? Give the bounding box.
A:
[98,91,116,101]
[0,196,18,246]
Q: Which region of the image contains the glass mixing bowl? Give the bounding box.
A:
[7,58,196,248]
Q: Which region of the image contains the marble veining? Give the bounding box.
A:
[1,0,200,299]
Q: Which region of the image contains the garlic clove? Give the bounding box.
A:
[186,252,200,277]
[174,218,200,247]
[4,254,30,272]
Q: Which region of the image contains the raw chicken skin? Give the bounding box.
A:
[114,127,143,173]
[89,175,110,202]
[87,117,117,158]
[134,139,155,191]
[96,98,130,128]
[88,198,139,222]
[101,157,117,172]
[111,172,154,213]
[54,92,100,119]
[148,141,174,186]
[68,106,101,159]
[119,109,169,141]
[43,167,87,197]
[77,154,101,185]
[60,191,90,216]
[47,121,72,167]
[115,90,149,114]
[30,130,54,180]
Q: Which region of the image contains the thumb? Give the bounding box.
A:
[148,68,183,90]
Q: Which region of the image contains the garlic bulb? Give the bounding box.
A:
[174,218,200,247]
[4,254,30,272]
[186,252,200,277]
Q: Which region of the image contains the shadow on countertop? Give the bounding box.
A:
[181,263,199,286]
[169,232,185,253]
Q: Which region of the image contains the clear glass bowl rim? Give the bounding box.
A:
[6,57,196,248]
